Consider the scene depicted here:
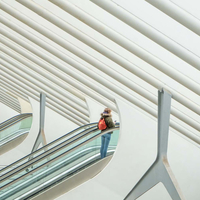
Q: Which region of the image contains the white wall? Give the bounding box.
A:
[44,99,78,144]
[0,102,18,123]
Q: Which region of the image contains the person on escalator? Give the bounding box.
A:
[98,108,115,159]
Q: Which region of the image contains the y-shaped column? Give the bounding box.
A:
[30,93,47,154]
[125,89,185,200]
[26,93,48,168]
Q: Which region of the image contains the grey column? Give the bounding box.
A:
[125,89,185,200]
[31,93,47,153]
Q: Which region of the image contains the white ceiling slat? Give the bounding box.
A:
[48,0,200,95]
[13,0,200,113]
[0,63,89,124]
[0,74,86,125]
[0,0,199,142]
[145,0,200,36]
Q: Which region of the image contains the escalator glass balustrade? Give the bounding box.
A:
[0,114,32,155]
[0,123,119,200]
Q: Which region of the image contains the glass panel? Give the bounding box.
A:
[0,115,21,128]
[0,116,32,142]
[0,126,119,200]
[0,114,32,130]
[0,123,97,178]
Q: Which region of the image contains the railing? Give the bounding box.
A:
[0,114,32,145]
[0,122,98,177]
[0,113,32,131]
[0,124,119,200]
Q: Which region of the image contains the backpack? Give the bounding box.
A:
[98,118,107,130]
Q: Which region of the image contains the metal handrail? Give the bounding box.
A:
[0,123,97,175]
[0,117,27,132]
[0,126,119,189]
[0,113,32,131]
[0,126,100,183]
[1,147,116,199]
[0,113,32,126]
[0,126,98,180]
[0,129,29,145]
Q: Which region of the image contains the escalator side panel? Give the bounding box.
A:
[31,156,112,200]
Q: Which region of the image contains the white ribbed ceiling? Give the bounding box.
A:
[0,0,199,140]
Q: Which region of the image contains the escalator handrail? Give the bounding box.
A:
[0,125,98,180]
[0,130,30,146]
[0,126,119,189]
[0,113,32,127]
[1,123,119,179]
[0,126,101,183]
[0,116,32,132]
[0,113,32,132]
[0,122,98,174]
[1,148,115,199]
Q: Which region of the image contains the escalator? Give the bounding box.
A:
[0,114,33,155]
[0,123,120,200]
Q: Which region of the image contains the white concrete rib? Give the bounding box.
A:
[0,0,199,143]
[0,32,117,113]
[1,5,200,131]
[0,84,29,103]
[1,23,199,131]
[90,0,200,70]
[0,14,155,113]
[145,0,200,36]
[0,93,21,113]
[47,0,200,95]
[0,50,88,116]
[13,0,200,114]
[0,61,89,124]
[0,74,83,126]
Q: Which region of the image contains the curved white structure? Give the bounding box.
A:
[0,0,200,199]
